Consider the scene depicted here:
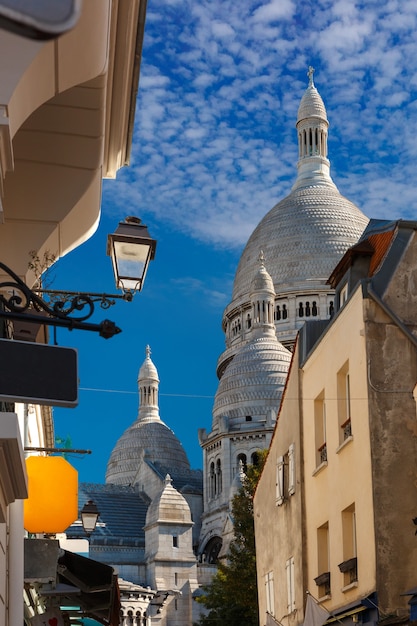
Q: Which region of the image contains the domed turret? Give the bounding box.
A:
[146,475,192,526]
[212,256,291,432]
[106,346,190,485]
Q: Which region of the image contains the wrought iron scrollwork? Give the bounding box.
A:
[0,261,122,339]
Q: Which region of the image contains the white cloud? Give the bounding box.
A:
[104,0,417,251]
[252,0,295,22]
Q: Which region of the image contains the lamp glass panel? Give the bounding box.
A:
[113,240,151,289]
[82,512,98,534]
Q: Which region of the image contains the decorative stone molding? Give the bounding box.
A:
[0,107,13,222]
[0,412,27,522]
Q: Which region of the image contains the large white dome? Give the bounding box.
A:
[232,184,368,301]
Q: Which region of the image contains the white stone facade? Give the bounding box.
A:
[198,71,369,558]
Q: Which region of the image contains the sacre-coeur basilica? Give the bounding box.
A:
[67,70,370,624]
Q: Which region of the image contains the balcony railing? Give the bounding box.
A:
[318,442,327,463]
[341,418,352,440]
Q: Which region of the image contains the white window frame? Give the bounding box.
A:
[288,443,295,496]
[265,571,274,615]
[276,456,285,505]
[286,556,295,612]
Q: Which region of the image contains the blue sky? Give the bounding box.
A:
[53,0,417,483]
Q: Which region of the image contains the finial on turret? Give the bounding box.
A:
[258,250,265,267]
[307,65,315,86]
[145,344,151,359]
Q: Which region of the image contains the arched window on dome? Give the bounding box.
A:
[127,611,134,626]
[329,300,334,318]
[209,462,215,499]
[246,313,252,329]
[282,304,288,319]
[135,611,141,625]
[251,451,260,466]
[275,304,281,321]
[312,301,318,316]
[143,615,147,626]
[237,453,247,474]
[305,301,311,317]
[216,459,222,494]
[298,302,304,317]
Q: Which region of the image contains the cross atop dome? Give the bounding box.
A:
[307,65,315,86]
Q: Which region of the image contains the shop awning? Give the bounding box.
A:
[24,540,120,625]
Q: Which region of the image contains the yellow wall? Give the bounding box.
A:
[302,287,376,611]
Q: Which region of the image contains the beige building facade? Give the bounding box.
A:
[0,1,147,624]
[254,219,417,626]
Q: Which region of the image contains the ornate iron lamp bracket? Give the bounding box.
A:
[0,261,121,339]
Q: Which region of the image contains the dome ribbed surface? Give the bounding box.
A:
[297,84,327,121]
[232,185,368,300]
[213,336,292,425]
[106,421,190,485]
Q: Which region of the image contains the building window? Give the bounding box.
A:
[286,557,295,612]
[312,301,318,316]
[314,391,327,468]
[209,462,215,499]
[237,453,247,474]
[246,313,252,329]
[315,522,330,597]
[337,362,352,445]
[282,304,288,319]
[173,535,178,548]
[276,456,285,506]
[276,445,296,505]
[216,459,222,494]
[339,504,357,587]
[288,443,295,496]
[340,283,348,307]
[265,571,274,616]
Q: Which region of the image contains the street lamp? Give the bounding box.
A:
[80,500,100,537]
[0,216,157,338]
[107,216,157,296]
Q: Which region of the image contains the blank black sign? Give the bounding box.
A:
[0,338,78,407]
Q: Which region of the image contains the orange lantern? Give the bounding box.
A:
[24,456,78,533]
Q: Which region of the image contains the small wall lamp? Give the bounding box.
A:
[80,500,100,537]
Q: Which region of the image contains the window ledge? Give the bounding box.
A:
[317,594,331,602]
[336,436,353,454]
[341,581,358,593]
[312,460,328,477]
